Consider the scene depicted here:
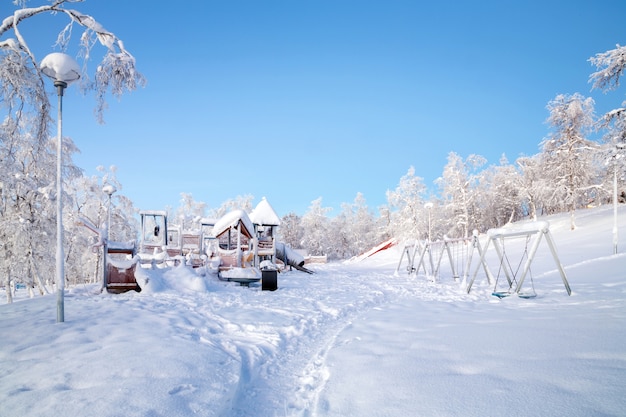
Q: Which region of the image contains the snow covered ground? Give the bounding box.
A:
[1,206,625,417]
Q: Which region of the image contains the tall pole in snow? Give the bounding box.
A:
[55,80,66,322]
[41,53,81,323]
[424,202,434,242]
[102,185,116,292]
[614,143,625,255]
[614,160,618,255]
[103,185,117,242]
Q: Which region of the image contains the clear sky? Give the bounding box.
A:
[16,0,626,217]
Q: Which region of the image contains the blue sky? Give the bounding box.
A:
[18,0,626,217]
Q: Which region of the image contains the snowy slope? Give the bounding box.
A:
[1,206,625,417]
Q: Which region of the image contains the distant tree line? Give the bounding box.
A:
[1,2,625,300]
[278,49,626,258]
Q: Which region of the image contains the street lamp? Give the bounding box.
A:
[424,202,434,242]
[40,52,81,323]
[613,143,625,255]
[102,185,116,292]
[102,184,117,242]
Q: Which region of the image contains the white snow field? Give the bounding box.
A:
[1,206,625,417]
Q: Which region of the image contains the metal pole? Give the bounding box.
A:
[102,184,116,291]
[102,193,111,292]
[55,81,67,323]
[614,161,618,255]
[544,230,572,295]
[424,202,433,242]
[108,193,112,242]
[614,143,626,255]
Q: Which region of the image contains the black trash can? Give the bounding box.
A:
[261,269,278,291]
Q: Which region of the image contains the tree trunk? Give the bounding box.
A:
[5,270,12,304]
[94,250,101,285]
[29,251,50,295]
[529,199,537,221]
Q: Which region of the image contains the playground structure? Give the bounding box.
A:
[96,198,308,293]
[104,240,140,293]
[211,208,267,286]
[76,216,140,294]
[396,221,572,298]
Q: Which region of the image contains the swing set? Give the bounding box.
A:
[465,221,572,298]
[395,221,572,298]
[395,231,489,282]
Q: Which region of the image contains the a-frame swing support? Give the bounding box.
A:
[395,240,429,276]
[466,221,571,296]
[396,233,491,282]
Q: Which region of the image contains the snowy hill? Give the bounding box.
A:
[1,206,625,417]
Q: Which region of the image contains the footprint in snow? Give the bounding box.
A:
[168,384,197,395]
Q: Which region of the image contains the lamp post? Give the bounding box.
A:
[613,143,625,255]
[102,185,116,292]
[424,202,434,242]
[102,185,117,242]
[40,53,81,323]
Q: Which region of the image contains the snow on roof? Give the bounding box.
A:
[212,209,255,238]
[200,218,217,226]
[249,197,281,226]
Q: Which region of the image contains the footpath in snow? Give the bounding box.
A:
[1,206,625,417]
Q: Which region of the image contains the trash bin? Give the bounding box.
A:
[261,269,278,291]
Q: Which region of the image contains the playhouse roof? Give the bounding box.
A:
[249,197,281,226]
[212,209,255,238]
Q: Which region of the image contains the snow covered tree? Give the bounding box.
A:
[65,165,138,285]
[516,154,543,220]
[331,193,378,259]
[102,172,138,245]
[351,193,381,251]
[0,112,81,298]
[210,195,254,220]
[277,212,304,250]
[596,111,626,205]
[385,166,427,241]
[540,93,598,229]
[1,1,143,300]
[589,43,626,124]
[436,153,486,238]
[65,171,105,286]
[589,44,626,205]
[174,192,207,230]
[476,155,523,229]
[376,204,393,242]
[300,197,332,257]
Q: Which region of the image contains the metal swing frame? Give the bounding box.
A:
[395,232,490,282]
[466,221,572,296]
[490,234,537,298]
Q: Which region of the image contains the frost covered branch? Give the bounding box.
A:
[589,44,626,93]
[1,0,145,124]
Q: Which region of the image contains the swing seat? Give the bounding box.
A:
[491,291,512,298]
[518,292,537,299]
